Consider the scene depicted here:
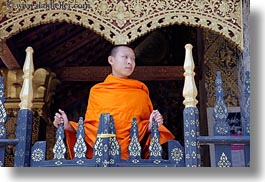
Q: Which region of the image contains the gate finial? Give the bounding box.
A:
[19,47,34,109]
[183,44,198,107]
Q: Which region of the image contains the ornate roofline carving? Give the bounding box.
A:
[0,0,243,50]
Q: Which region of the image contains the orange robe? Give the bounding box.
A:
[65,74,175,160]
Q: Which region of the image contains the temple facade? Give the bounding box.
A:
[0,0,250,167]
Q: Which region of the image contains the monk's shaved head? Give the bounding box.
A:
[109,44,135,57]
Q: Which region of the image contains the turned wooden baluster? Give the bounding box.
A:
[14,47,34,167]
[182,44,200,167]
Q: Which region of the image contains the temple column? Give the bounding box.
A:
[237,0,250,166]
[239,0,250,131]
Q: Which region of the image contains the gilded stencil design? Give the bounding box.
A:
[0,0,243,49]
[0,126,5,137]
[74,134,87,158]
[149,132,162,157]
[109,137,120,156]
[94,138,103,157]
[128,122,141,158]
[53,124,66,160]
[74,118,87,159]
[31,148,45,162]
[171,148,183,163]
[204,30,239,107]
[217,152,231,167]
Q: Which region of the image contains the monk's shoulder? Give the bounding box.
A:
[132,79,149,94]
[89,82,104,92]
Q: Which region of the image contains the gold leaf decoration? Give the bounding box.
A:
[0,0,243,49]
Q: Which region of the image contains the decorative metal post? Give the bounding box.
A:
[128,117,142,163]
[0,77,7,167]
[93,113,120,167]
[149,118,162,160]
[182,44,200,167]
[14,47,34,167]
[53,123,66,164]
[213,71,232,167]
[73,117,87,165]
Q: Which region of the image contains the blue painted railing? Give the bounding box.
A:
[0,77,8,167]
[0,71,250,167]
[0,44,250,167]
[30,113,185,167]
[196,71,250,167]
[0,76,33,167]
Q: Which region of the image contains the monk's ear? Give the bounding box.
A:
[108,56,114,65]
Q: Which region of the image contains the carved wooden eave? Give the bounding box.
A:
[0,42,20,69]
[0,0,243,51]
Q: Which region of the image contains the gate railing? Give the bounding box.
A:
[0,44,250,167]
[182,44,250,167]
[196,71,250,167]
[0,47,34,167]
[30,113,185,167]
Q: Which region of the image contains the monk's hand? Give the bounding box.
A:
[53,109,72,130]
[148,110,164,132]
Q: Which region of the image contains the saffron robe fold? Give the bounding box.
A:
[65,74,175,159]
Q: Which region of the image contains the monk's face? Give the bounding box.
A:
[108,46,136,78]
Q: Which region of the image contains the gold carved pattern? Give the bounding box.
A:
[31,108,41,144]
[3,108,18,166]
[0,0,243,49]
[45,124,56,160]
[5,109,18,138]
[1,67,60,162]
[204,30,239,107]
[0,39,3,56]
[1,68,60,123]
[3,108,43,166]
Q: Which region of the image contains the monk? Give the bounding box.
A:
[53,44,175,160]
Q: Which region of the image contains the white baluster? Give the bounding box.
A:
[182,44,198,108]
[19,47,34,110]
